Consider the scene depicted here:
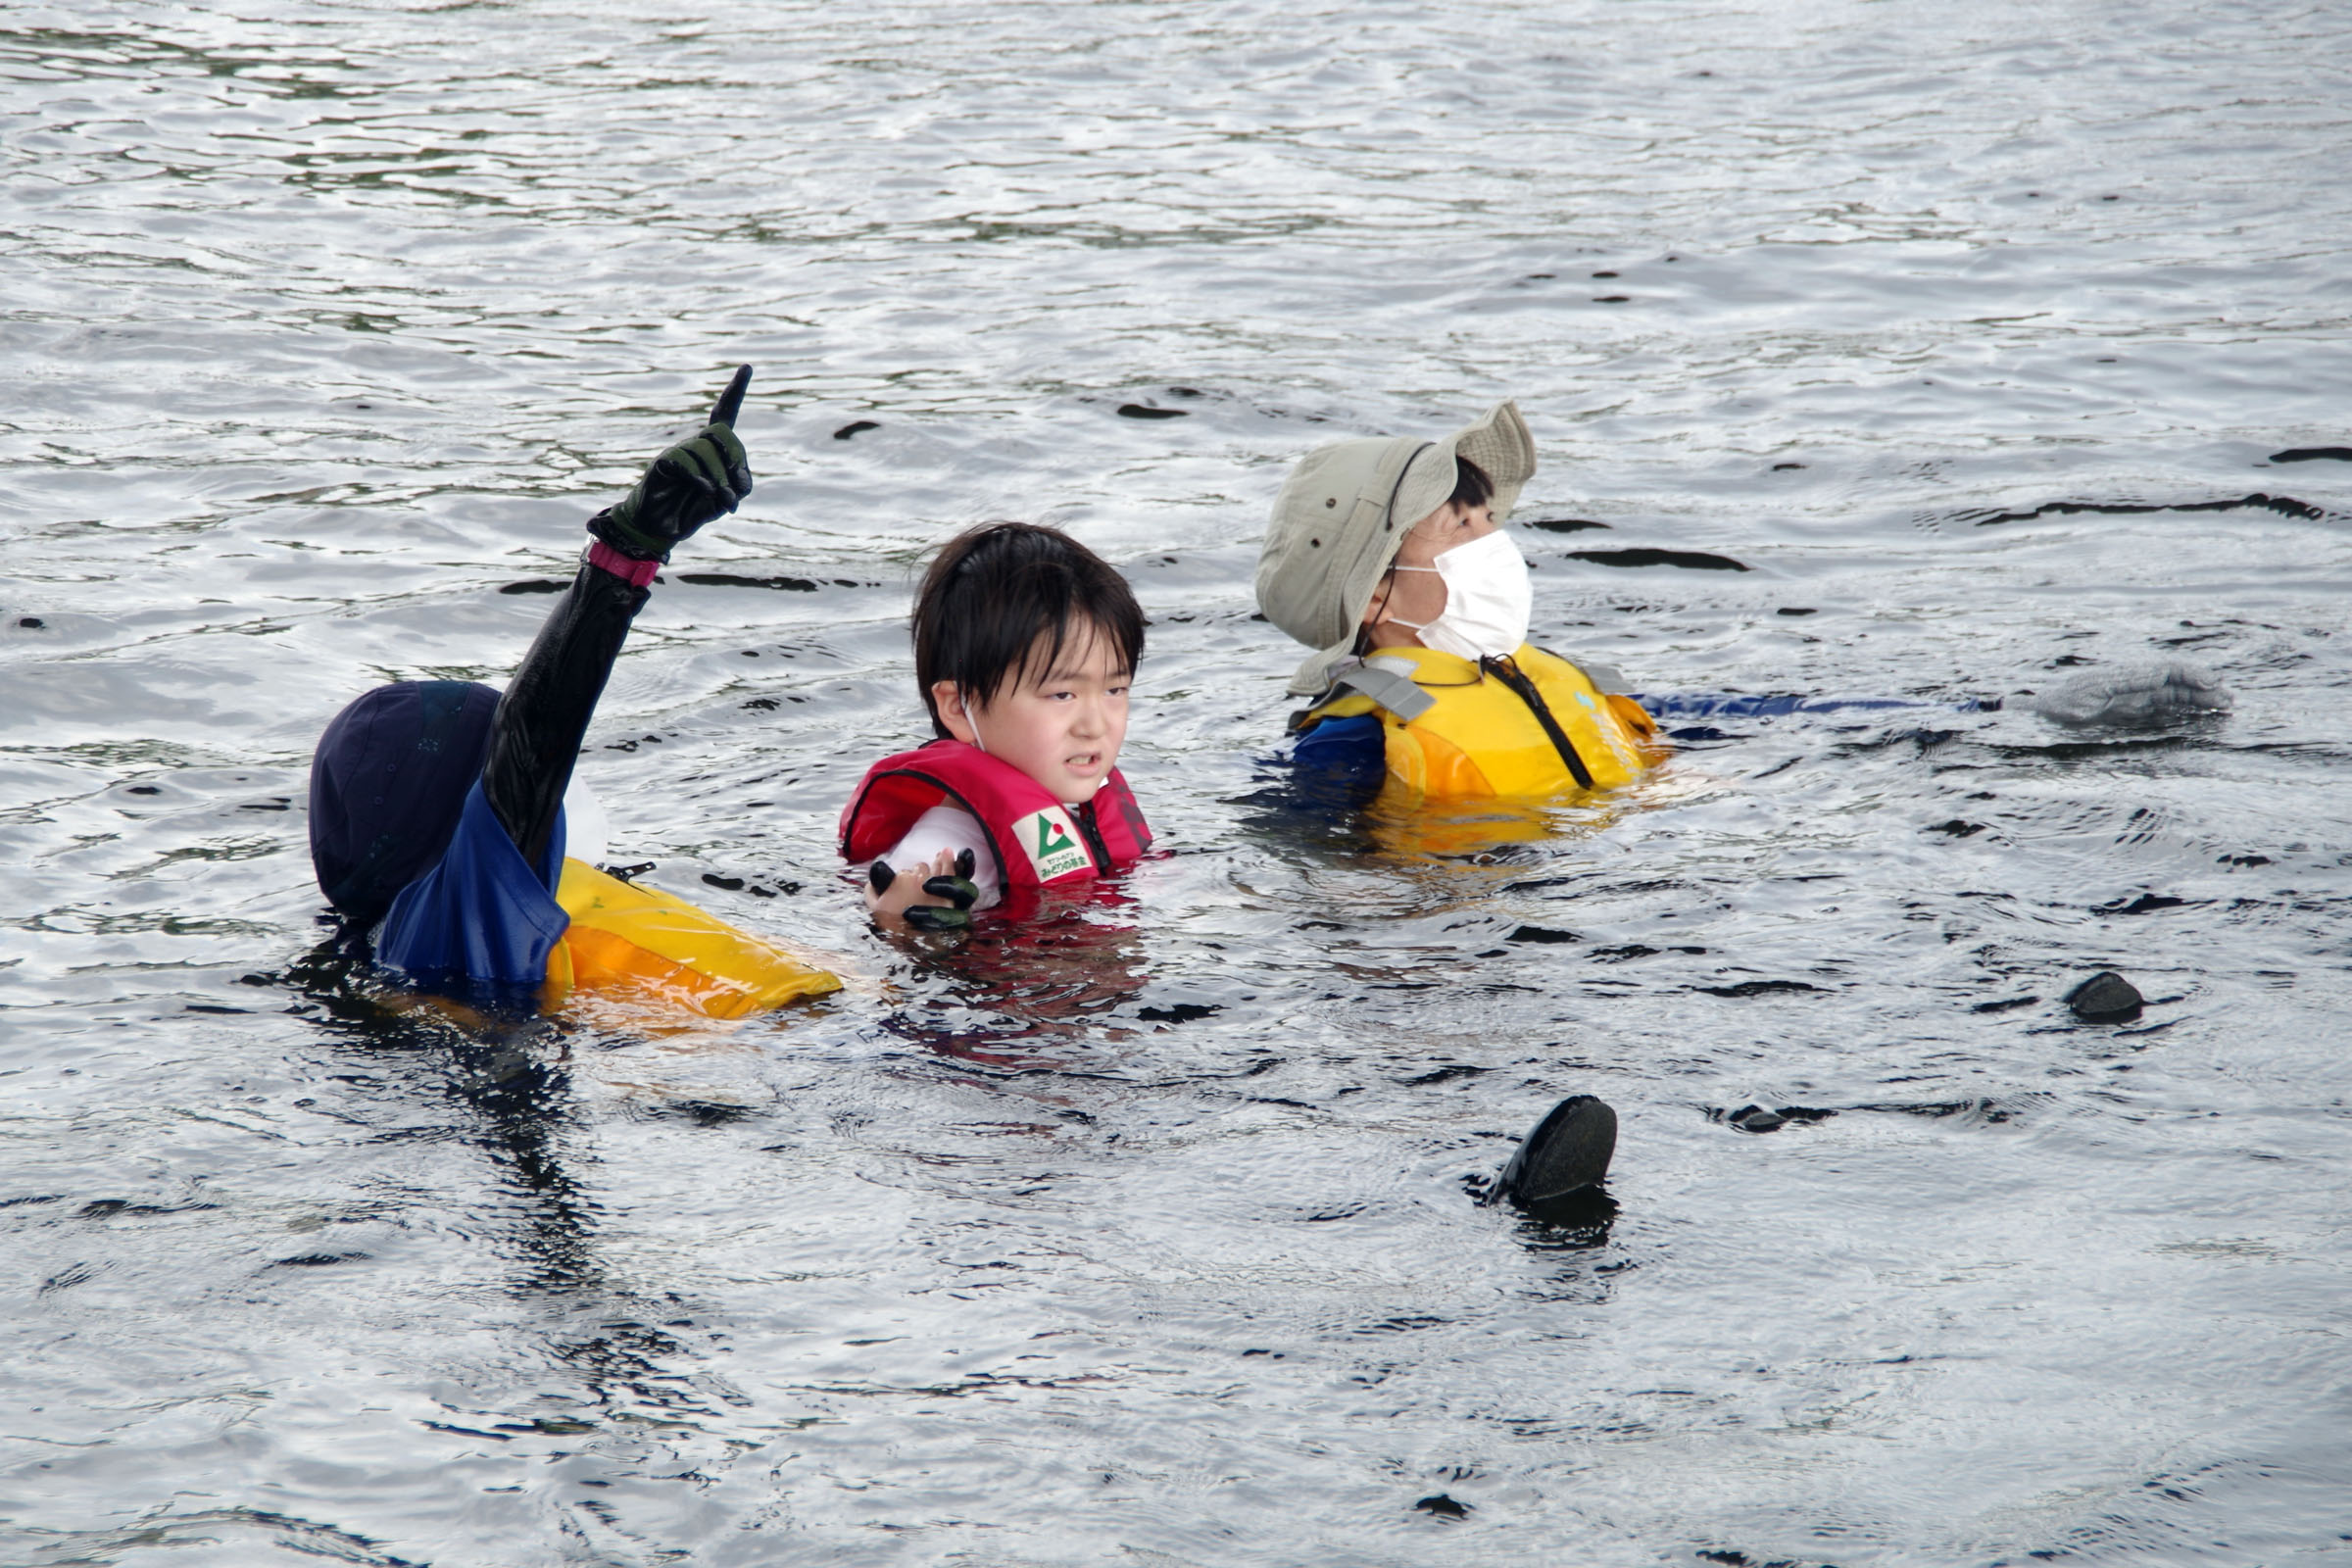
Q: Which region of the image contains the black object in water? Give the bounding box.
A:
[2067,971,2145,1023]
[1961,492,2325,527]
[1570,547,1750,571]
[1487,1095,1616,1209]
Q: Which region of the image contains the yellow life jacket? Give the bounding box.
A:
[1298,643,1662,801]
[540,858,841,1020]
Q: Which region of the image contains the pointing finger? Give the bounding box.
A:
[709,364,753,428]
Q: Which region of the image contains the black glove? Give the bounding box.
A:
[588,365,755,563]
[870,849,980,933]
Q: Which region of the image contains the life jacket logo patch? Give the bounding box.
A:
[1021,808,1092,882]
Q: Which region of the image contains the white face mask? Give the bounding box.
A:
[1390,528,1532,661]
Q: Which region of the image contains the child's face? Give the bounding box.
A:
[932,620,1132,805]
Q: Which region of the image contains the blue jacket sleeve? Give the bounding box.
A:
[1284,712,1388,811]
[377,781,569,995]
[1632,693,1987,718]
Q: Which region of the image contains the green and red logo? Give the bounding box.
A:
[1020,808,1091,881]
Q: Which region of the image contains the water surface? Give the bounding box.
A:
[5,2,2351,1563]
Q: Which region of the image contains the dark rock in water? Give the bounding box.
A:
[18,616,43,628]
[833,419,880,440]
[2067,971,2144,1023]
[1414,1494,1471,1520]
[1116,402,1188,419]
[2031,661,2230,726]
[2269,446,2352,464]
[1488,1094,1615,1208]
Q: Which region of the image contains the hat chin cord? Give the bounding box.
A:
[1354,440,1437,640]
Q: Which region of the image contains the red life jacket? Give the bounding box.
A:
[838,740,1153,905]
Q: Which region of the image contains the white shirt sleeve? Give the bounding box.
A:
[875,804,1004,911]
[561,772,609,866]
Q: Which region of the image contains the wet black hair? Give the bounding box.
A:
[912,522,1146,736]
[1448,455,1494,512]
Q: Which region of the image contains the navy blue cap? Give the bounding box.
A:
[309,681,499,925]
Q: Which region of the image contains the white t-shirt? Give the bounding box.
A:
[561,773,609,866]
[877,804,1004,911]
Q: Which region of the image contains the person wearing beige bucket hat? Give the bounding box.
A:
[1253,401,1664,808]
[1251,402,1659,1222]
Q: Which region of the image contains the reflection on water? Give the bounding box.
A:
[6,0,2352,1562]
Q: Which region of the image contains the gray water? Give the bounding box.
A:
[5,1,2352,1563]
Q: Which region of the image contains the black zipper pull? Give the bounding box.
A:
[1073,798,1116,870]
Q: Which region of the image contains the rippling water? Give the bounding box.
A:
[6,2,2351,1563]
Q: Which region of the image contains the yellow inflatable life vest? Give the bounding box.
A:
[1298,643,1662,801]
[540,858,841,1019]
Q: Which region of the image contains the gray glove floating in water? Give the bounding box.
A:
[589,365,755,563]
[868,849,982,933]
[2031,661,2231,726]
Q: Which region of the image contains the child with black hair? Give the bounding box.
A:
[845,519,1617,1217]
[839,522,1152,930]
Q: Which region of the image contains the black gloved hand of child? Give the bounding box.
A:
[905,849,980,933]
[588,365,755,563]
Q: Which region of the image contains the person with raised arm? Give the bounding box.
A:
[307,367,837,1018]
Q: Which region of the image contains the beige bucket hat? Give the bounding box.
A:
[1253,401,1537,695]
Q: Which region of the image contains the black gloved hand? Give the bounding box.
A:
[588,365,755,563]
[904,849,980,933]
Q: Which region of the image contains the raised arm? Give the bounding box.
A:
[480,366,755,868]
